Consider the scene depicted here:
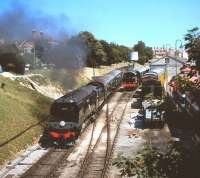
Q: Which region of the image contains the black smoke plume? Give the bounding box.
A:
[0,2,71,41]
[0,2,89,89]
[0,1,88,89]
[0,2,88,68]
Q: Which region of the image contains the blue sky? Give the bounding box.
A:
[1,0,200,47]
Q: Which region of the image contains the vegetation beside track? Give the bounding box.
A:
[0,76,52,166]
[30,62,131,91]
[0,62,131,167]
[113,142,200,178]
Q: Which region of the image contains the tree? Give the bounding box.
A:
[79,32,131,66]
[113,142,200,178]
[113,146,164,178]
[110,43,121,64]
[39,31,131,68]
[0,44,25,74]
[133,41,153,64]
[107,43,131,65]
[119,45,131,62]
[79,31,107,67]
[100,40,112,65]
[184,27,200,69]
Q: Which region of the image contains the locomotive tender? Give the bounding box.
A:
[40,69,123,147]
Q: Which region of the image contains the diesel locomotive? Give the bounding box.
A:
[141,68,165,98]
[39,69,123,147]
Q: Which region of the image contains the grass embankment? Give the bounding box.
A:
[0,62,131,167]
[0,76,52,166]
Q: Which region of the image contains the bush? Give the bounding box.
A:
[0,44,25,74]
[0,53,25,74]
[113,143,200,178]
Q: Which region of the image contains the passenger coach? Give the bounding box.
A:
[39,69,123,147]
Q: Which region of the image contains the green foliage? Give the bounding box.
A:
[79,31,107,67]
[109,43,131,64]
[113,146,164,178]
[133,41,153,64]
[0,31,132,70]
[184,27,200,69]
[173,75,193,92]
[79,31,131,67]
[100,40,113,65]
[113,143,200,178]
[0,44,25,74]
[0,76,52,165]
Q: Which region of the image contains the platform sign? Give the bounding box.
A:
[130,52,139,61]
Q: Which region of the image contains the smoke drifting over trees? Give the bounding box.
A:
[0,2,89,71]
[0,1,132,75]
[45,36,88,69]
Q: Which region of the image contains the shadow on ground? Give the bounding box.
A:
[165,110,200,149]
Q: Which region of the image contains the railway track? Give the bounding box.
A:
[20,148,73,178]
[8,117,95,178]
[0,120,94,178]
[1,92,132,178]
[77,92,132,178]
[50,92,128,178]
[16,94,119,178]
[0,145,46,178]
[19,118,100,178]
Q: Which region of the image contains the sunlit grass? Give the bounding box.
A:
[0,76,52,166]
